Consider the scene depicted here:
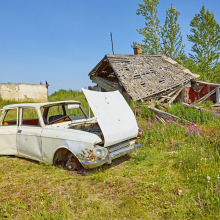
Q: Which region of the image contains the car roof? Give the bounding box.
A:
[3,100,81,110]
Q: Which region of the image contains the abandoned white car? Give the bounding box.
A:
[0,89,140,170]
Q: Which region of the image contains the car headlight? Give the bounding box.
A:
[93,146,108,159]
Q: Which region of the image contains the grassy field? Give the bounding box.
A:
[0,90,220,219]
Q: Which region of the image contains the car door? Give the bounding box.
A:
[17,107,43,161]
[0,108,19,155]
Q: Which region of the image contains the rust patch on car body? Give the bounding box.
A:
[76,148,96,162]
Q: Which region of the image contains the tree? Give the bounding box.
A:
[133,1,185,64]
[133,0,162,55]
[187,5,220,81]
[162,4,186,62]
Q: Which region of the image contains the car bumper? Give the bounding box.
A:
[81,143,141,169]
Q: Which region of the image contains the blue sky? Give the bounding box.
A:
[0,0,220,94]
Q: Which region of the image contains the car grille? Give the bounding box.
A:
[108,140,129,153]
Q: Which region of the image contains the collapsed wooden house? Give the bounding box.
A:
[88,48,220,106]
[89,53,199,103]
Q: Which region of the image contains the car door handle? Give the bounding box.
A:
[17,130,22,133]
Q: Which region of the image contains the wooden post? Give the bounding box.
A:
[184,87,188,103]
[216,87,220,103]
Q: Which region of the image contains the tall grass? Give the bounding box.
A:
[167,102,220,124]
[137,104,220,218]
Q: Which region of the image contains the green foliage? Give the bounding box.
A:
[162,4,186,62]
[182,57,199,74]
[167,102,219,124]
[140,103,155,119]
[187,5,220,81]
[128,99,138,109]
[49,89,90,115]
[196,100,214,109]
[133,1,185,64]
[133,0,162,55]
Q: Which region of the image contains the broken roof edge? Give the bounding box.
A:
[88,55,107,76]
[161,55,200,79]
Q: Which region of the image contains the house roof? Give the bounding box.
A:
[89,54,200,101]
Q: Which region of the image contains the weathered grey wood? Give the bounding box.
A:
[216,88,220,103]
[192,87,219,104]
[91,77,122,92]
[213,102,220,107]
[196,80,220,87]
[168,88,183,107]
[148,106,191,125]
[184,86,188,103]
[155,115,166,125]
[157,85,184,104]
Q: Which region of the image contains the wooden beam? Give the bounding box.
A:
[91,76,122,92]
[184,86,189,103]
[157,85,185,104]
[148,106,191,125]
[155,115,166,125]
[168,88,183,107]
[196,80,220,87]
[216,88,220,103]
[192,87,219,105]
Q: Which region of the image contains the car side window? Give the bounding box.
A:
[2,109,18,126]
[47,105,65,123]
[21,108,41,126]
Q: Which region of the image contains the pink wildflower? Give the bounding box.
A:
[188,124,194,135]
[195,126,200,136]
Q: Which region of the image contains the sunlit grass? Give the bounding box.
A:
[1,92,220,218]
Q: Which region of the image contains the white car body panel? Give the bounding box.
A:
[17,126,43,161]
[82,89,138,147]
[0,125,17,155]
[41,127,102,164]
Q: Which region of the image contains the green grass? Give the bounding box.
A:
[167,102,220,124]
[1,91,220,219]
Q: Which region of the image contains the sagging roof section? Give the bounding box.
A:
[89,54,199,101]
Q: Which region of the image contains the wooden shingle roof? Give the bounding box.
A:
[89,54,199,101]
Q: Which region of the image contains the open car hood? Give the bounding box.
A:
[82,89,138,147]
